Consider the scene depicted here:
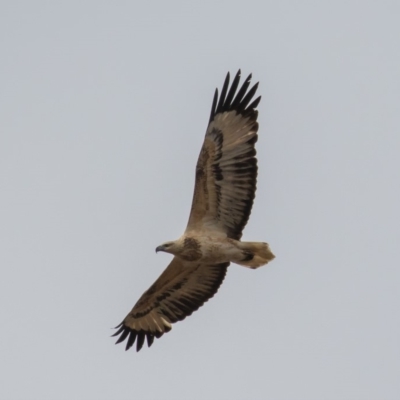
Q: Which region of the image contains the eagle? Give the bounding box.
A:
[113,70,275,352]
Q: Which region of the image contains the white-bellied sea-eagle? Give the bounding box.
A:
[113,70,275,352]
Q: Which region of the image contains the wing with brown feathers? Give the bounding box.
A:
[113,258,228,352]
[186,70,260,240]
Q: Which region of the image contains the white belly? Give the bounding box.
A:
[199,237,241,264]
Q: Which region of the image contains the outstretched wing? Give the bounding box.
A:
[186,70,260,240]
[113,258,228,352]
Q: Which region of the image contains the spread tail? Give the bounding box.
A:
[236,242,275,269]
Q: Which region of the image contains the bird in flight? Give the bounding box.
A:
[113,70,275,352]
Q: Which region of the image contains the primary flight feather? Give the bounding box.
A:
[113,70,275,352]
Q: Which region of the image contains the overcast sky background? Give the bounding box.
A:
[1,1,399,399]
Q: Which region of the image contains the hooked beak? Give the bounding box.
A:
[155,245,165,253]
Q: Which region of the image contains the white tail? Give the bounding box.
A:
[236,242,275,269]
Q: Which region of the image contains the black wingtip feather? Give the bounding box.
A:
[247,95,261,111]
[230,73,252,110]
[125,330,137,351]
[216,72,230,115]
[136,331,145,352]
[146,334,155,348]
[209,70,260,123]
[223,70,241,111]
[115,328,130,344]
[238,82,259,114]
[111,325,124,337]
[209,89,218,123]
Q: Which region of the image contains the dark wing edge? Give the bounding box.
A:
[209,70,261,124]
[112,262,229,352]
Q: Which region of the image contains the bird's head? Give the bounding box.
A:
[155,240,180,255]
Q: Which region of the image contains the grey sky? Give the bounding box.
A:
[1,1,399,399]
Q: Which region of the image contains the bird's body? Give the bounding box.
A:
[113,70,275,352]
[158,235,274,267]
